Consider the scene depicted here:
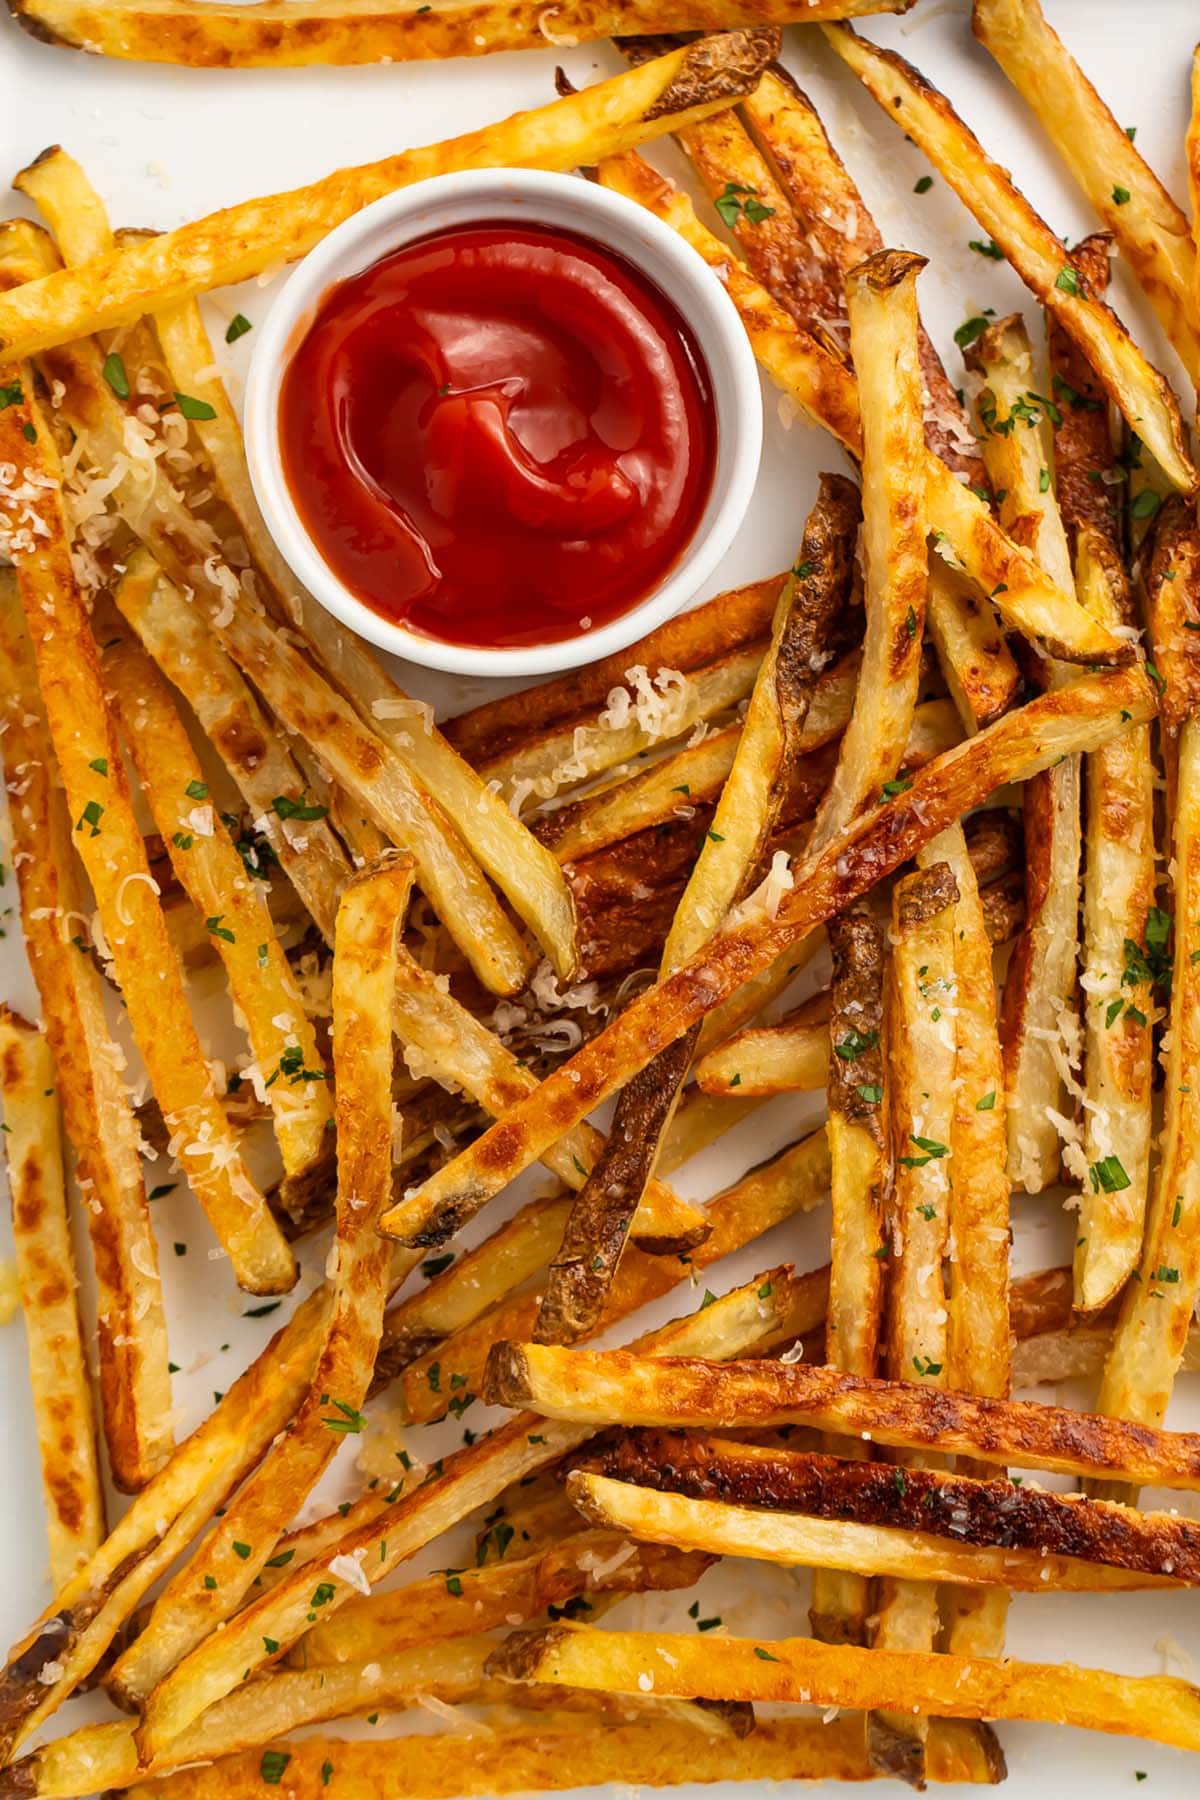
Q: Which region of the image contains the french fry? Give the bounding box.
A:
[399,1133,832,1425]
[973,0,1200,387]
[0,1287,329,1763]
[565,1470,1172,1593]
[809,903,884,1651]
[299,1531,709,1668]
[113,553,351,944]
[1047,247,1156,1314]
[1147,499,1200,740]
[7,0,906,66]
[487,1625,1200,1753]
[108,1713,1001,1800]
[868,861,959,1782]
[384,664,1154,1247]
[0,1009,104,1586]
[1016,1321,1200,1389]
[0,577,173,1492]
[137,280,578,980]
[598,148,1129,666]
[485,1338,1200,1491]
[581,1433,1200,1587]
[966,315,1082,1196]
[0,380,295,1294]
[822,23,1197,494]
[736,64,1019,731]
[444,575,781,766]
[99,622,333,1179]
[127,861,413,1742]
[808,254,927,851]
[0,32,780,354]
[694,991,830,1097]
[533,478,850,1343]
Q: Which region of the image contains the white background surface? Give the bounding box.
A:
[1,1,1200,1795]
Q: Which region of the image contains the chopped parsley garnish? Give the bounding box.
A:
[1131,488,1161,520]
[206,915,235,943]
[1055,266,1081,296]
[714,181,776,228]
[834,1028,879,1062]
[954,315,989,350]
[1112,185,1131,206]
[102,353,130,399]
[1090,1155,1131,1194]
[173,391,217,421]
[75,799,103,837]
[913,175,933,194]
[912,1355,943,1376]
[260,1750,291,1785]
[968,237,1003,259]
[321,1397,366,1434]
[976,1091,996,1111]
[225,313,253,343]
[272,791,328,821]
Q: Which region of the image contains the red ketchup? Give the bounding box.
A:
[279,221,716,650]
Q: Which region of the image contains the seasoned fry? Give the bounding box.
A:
[0,33,780,354]
[533,478,850,1343]
[598,149,1128,666]
[112,1268,820,1756]
[973,0,1200,386]
[99,623,333,1179]
[581,1434,1200,1586]
[7,0,905,66]
[399,1133,832,1425]
[694,991,830,1097]
[128,861,412,1744]
[967,315,1081,1196]
[810,251,928,850]
[384,664,1154,1246]
[110,1714,1001,1800]
[0,381,295,1295]
[112,554,351,943]
[1047,252,1156,1314]
[485,1339,1200,1491]
[487,1625,1200,1753]
[0,577,173,1492]
[822,24,1197,493]
[565,1471,1171,1593]
[0,1010,104,1586]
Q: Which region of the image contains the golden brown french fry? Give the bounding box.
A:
[0,577,173,1493]
[124,1267,818,1743]
[822,23,1197,493]
[0,33,780,354]
[694,992,830,1097]
[1191,50,1200,296]
[808,253,927,851]
[383,664,1154,1248]
[967,315,1081,1197]
[735,63,1018,730]
[565,1471,1172,1594]
[8,0,905,65]
[112,553,351,943]
[141,288,577,980]
[0,1287,329,1763]
[0,1009,104,1586]
[99,624,333,1179]
[399,1132,832,1425]
[129,861,413,1748]
[1016,1322,1200,1389]
[1047,250,1156,1315]
[487,1624,1200,1752]
[973,0,1200,386]
[582,1432,1200,1586]
[0,380,295,1295]
[109,1714,1002,1800]
[485,1338,1200,1491]
[598,148,1129,666]
[533,478,850,1344]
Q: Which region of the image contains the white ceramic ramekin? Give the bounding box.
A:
[244,166,762,680]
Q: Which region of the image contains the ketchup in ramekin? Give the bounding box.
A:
[278,221,716,651]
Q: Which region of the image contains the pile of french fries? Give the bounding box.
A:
[2,2,1200,1793]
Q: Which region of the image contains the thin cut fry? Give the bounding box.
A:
[0,1009,104,1586]
[99,622,333,1178]
[0,379,295,1294]
[487,1625,1200,1753]
[0,577,173,1491]
[822,23,1197,493]
[485,1339,1200,1491]
[129,860,413,1746]
[384,664,1154,1246]
[695,992,830,1097]
[0,33,781,354]
[597,148,1128,666]
[973,0,1200,386]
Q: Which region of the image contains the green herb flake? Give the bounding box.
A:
[225,313,253,344]
[174,390,218,421]
[260,1749,291,1785]
[1055,266,1081,295]
[103,353,131,399]
[1090,1155,1131,1194]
